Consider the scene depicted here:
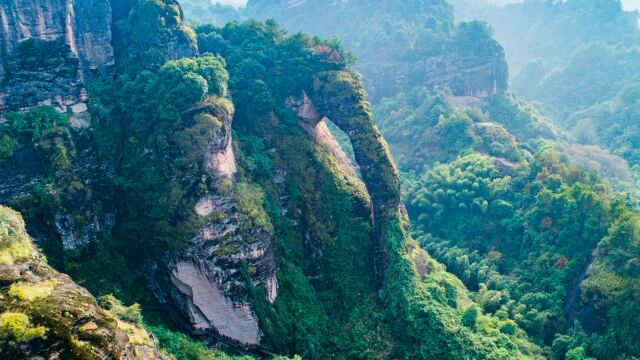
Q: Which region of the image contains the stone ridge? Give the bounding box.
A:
[307,70,402,286]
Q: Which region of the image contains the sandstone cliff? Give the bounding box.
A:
[150,99,278,347]
[0,0,197,111]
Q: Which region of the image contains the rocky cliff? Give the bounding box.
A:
[304,71,402,285]
[0,205,165,359]
[149,99,278,347]
[0,0,197,112]
[360,47,508,101]
[0,0,256,349]
[0,1,540,358]
[0,0,114,111]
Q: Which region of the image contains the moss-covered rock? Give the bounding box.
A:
[0,206,166,359]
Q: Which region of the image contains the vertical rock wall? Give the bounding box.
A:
[154,101,278,347]
[0,0,114,111]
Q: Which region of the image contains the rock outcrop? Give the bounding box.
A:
[0,205,165,359]
[0,0,197,111]
[361,50,508,102]
[152,100,277,347]
[0,0,114,111]
[119,0,198,70]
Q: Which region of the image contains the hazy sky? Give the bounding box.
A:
[625,0,640,11]
[215,0,246,7]
[215,0,640,10]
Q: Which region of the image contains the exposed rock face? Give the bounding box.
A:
[0,116,115,250]
[288,92,361,179]
[0,0,114,110]
[170,261,260,345]
[360,49,508,101]
[0,147,45,203]
[154,101,277,346]
[0,206,165,359]
[0,0,197,111]
[1,0,267,347]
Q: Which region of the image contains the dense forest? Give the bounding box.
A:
[1,0,640,359]
[457,0,640,173]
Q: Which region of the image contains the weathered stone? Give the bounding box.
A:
[0,0,114,111]
[170,261,260,345]
[287,92,361,180]
[307,70,403,286]
[154,100,278,346]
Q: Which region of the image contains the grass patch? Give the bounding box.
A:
[8,280,59,301]
[0,312,47,342]
[0,206,35,265]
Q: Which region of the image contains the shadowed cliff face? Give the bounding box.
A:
[305,70,402,285]
[0,0,198,111]
[0,0,114,111]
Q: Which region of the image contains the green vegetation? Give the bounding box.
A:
[9,0,640,358]
[0,106,69,161]
[0,205,167,358]
[462,0,640,77]
[150,326,258,360]
[98,294,143,324]
[200,19,538,358]
[234,182,273,234]
[0,312,48,344]
[0,206,35,265]
[376,83,640,358]
[569,83,640,168]
[465,0,640,174]
[184,0,506,101]
[8,281,57,301]
[88,54,230,258]
[122,0,197,70]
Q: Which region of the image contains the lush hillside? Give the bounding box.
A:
[0,0,544,358]
[0,205,168,358]
[456,0,640,77]
[456,0,640,173]
[375,87,640,359]
[3,0,640,359]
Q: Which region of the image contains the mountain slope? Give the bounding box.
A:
[183,0,509,103]
[0,0,541,358]
[375,87,640,359]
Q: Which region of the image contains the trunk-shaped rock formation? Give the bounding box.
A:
[152,100,277,347]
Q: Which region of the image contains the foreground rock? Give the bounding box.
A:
[0,205,165,359]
